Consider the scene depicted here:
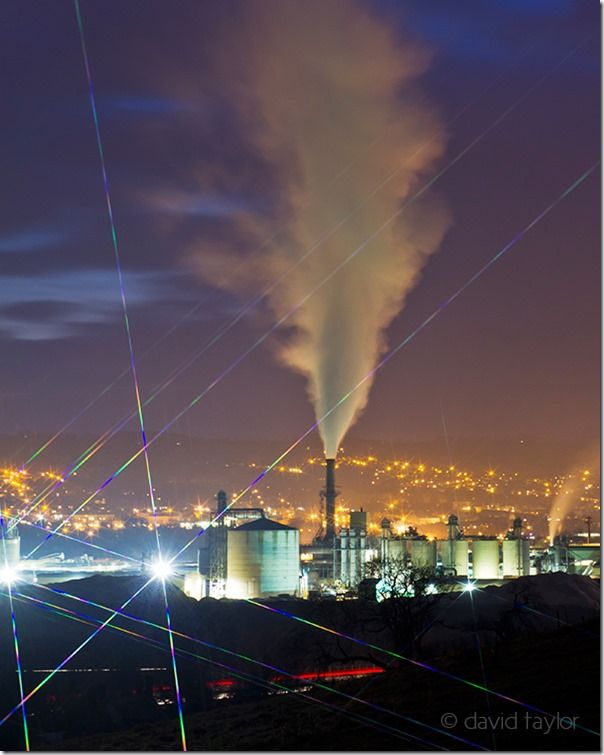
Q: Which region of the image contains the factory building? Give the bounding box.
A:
[334,509,378,588]
[536,535,601,578]
[189,490,301,600]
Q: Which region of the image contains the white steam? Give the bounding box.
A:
[548,445,599,545]
[190,1,450,457]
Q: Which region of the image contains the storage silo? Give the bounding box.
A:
[438,539,469,576]
[226,518,299,599]
[409,539,437,569]
[502,539,530,577]
[0,520,20,566]
[470,539,500,579]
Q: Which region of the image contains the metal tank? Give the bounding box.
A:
[0,520,20,566]
[502,539,530,577]
[409,539,437,569]
[226,518,300,599]
[438,538,469,576]
[470,539,500,579]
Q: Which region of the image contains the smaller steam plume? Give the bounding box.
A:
[548,445,599,545]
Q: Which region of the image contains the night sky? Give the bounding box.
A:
[1,0,600,449]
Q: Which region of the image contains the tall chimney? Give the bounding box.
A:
[324,458,337,541]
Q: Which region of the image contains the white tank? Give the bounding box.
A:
[502,539,530,577]
[183,572,205,601]
[471,539,500,579]
[438,539,469,576]
[0,535,20,566]
[226,518,299,599]
[409,539,436,569]
[382,538,406,563]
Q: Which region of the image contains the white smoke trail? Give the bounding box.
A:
[548,444,599,545]
[189,1,451,457]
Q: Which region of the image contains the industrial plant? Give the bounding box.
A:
[179,459,601,602]
[184,490,301,600]
[2,459,599,601]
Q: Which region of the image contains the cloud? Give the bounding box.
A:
[0,269,175,341]
[0,229,68,254]
[147,190,267,218]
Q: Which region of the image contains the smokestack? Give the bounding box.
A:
[324,458,337,542]
[216,489,228,515]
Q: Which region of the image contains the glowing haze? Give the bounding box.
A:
[548,445,599,545]
[190,1,450,457]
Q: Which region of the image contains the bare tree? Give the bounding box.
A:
[363,555,452,661]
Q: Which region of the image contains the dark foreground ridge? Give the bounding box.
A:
[0,573,599,751]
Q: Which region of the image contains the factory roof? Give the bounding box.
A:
[235,517,296,532]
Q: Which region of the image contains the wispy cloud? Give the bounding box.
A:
[0,229,68,254]
[147,190,267,218]
[0,269,175,341]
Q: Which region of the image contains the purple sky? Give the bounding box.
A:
[1,0,599,450]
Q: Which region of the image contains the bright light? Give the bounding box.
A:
[0,565,19,585]
[462,581,476,593]
[151,560,173,581]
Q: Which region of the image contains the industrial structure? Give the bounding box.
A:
[333,508,376,588]
[319,458,338,543]
[0,517,20,566]
[189,490,301,600]
[437,515,468,576]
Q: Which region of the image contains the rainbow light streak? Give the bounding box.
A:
[73,2,186,748]
[21,299,209,469]
[9,87,471,539]
[161,582,187,751]
[0,576,153,729]
[25,157,589,567]
[12,34,580,544]
[16,18,555,478]
[4,590,446,749]
[343,591,467,716]
[6,589,30,751]
[5,82,595,748]
[246,599,599,738]
[467,587,497,751]
[0,520,29,751]
[12,164,596,729]
[15,39,588,548]
[29,583,479,750]
[471,582,597,637]
[24,521,139,563]
[170,161,598,563]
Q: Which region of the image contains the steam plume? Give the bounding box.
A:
[189,1,450,457]
[548,445,599,545]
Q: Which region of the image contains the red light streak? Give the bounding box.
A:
[208,665,383,689]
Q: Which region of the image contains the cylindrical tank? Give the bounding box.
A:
[226,519,299,599]
[0,535,20,566]
[502,539,530,577]
[382,538,406,563]
[438,539,468,576]
[470,539,500,579]
[409,539,436,569]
